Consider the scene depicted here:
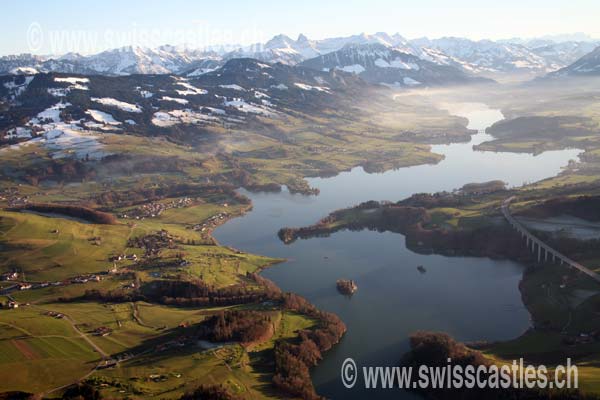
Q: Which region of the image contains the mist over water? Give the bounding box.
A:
[214,103,581,399]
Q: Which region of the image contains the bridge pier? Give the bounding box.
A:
[504,197,600,284]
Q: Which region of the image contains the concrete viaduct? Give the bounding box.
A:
[502,196,600,284]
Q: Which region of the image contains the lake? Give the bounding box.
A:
[214,103,582,399]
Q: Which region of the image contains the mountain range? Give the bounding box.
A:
[549,45,600,77]
[0,57,372,143]
[299,43,490,86]
[1,32,598,80]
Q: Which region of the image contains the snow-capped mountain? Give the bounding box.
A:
[0,58,372,146]
[409,37,551,73]
[1,32,598,78]
[0,46,220,76]
[0,54,46,75]
[501,33,598,48]
[224,34,320,65]
[529,41,599,71]
[314,32,414,54]
[300,43,489,87]
[549,45,600,77]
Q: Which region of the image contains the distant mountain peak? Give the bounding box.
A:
[300,41,491,87]
[549,44,600,77]
[297,33,310,43]
[1,31,597,78]
[265,34,295,49]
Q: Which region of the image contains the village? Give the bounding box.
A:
[119,197,194,220]
[127,229,180,258]
[191,210,230,235]
[0,187,29,207]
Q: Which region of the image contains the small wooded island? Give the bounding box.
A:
[336,279,358,295]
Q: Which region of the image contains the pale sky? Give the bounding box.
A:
[2,0,599,56]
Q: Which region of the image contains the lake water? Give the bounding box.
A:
[213,103,582,399]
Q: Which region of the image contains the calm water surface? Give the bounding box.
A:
[214,103,581,399]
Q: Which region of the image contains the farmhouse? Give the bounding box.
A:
[0,271,19,281]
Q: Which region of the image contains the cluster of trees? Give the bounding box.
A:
[272,293,346,400]
[279,203,430,245]
[245,272,282,296]
[65,276,346,400]
[80,273,283,308]
[0,392,35,400]
[79,288,142,304]
[0,74,57,134]
[521,195,600,222]
[398,192,474,208]
[542,233,600,261]
[404,332,600,400]
[24,159,95,185]
[406,331,489,368]
[16,203,117,224]
[244,182,282,193]
[460,180,507,195]
[80,281,268,308]
[61,382,103,400]
[198,310,272,343]
[143,279,279,307]
[405,223,533,259]
[179,384,244,400]
[127,230,178,257]
[486,115,595,140]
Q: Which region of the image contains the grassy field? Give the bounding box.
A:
[3,83,600,398]
[0,306,100,393]
[88,310,315,399]
[0,194,287,397]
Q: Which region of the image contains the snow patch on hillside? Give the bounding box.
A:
[5,127,32,140]
[91,97,142,113]
[54,76,89,90]
[219,84,245,91]
[161,96,189,105]
[151,109,220,127]
[403,77,421,86]
[293,83,331,93]
[374,58,420,70]
[4,76,35,98]
[187,67,218,76]
[10,67,39,75]
[223,98,277,116]
[55,77,89,84]
[86,109,121,125]
[175,81,208,96]
[340,64,366,74]
[30,102,69,125]
[48,88,69,97]
[2,101,107,160]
